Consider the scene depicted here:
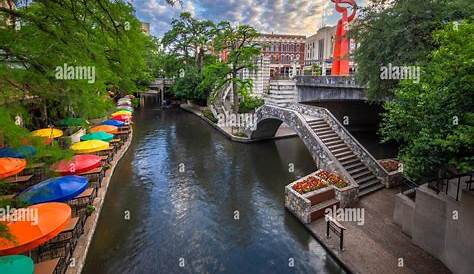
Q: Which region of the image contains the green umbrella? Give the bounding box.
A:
[80,131,114,142]
[0,255,34,274]
[116,108,133,113]
[56,117,87,127]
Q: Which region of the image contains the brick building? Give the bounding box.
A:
[254,33,306,79]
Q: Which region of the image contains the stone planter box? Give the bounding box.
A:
[379,159,403,188]
[285,170,358,223]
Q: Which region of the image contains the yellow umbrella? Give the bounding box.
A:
[112,110,132,116]
[70,140,109,154]
[31,128,63,139]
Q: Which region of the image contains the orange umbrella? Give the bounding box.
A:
[0,203,71,255]
[89,125,118,134]
[0,158,27,180]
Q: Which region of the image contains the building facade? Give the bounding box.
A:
[305,25,357,75]
[254,33,306,79]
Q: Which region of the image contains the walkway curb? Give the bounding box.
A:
[66,128,134,274]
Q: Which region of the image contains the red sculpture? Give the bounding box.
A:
[331,0,357,76]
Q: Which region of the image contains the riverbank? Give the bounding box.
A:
[65,127,134,274]
[304,188,451,274]
[180,103,297,142]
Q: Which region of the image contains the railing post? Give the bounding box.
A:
[326,219,330,238]
[340,229,344,251]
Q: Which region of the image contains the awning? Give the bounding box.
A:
[50,155,102,175]
[70,140,109,154]
[17,176,89,204]
[80,132,114,142]
[0,158,27,179]
[0,203,71,255]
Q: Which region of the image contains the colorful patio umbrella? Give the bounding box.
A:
[112,110,132,116]
[117,101,131,107]
[70,140,109,154]
[55,117,87,128]
[101,119,125,127]
[89,125,118,134]
[111,115,131,122]
[80,132,114,142]
[0,203,71,255]
[117,106,133,112]
[31,128,63,139]
[0,255,34,274]
[0,146,36,159]
[17,175,88,204]
[0,158,27,180]
[50,154,101,175]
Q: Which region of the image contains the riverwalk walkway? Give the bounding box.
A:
[307,188,451,274]
[65,128,134,274]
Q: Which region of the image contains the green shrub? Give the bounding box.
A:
[239,96,264,113]
[202,109,218,123]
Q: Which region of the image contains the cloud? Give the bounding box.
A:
[133,0,364,37]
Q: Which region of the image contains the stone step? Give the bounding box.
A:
[349,166,369,175]
[321,136,340,143]
[339,154,358,163]
[328,143,347,150]
[307,120,326,126]
[359,178,382,190]
[344,162,365,171]
[358,183,385,197]
[325,140,345,146]
[331,147,351,154]
[319,132,339,139]
[311,124,331,130]
[309,198,340,222]
[335,150,353,158]
[316,129,334,135]
[352,170,373,180]
[356,174,377,185]
[341,157,360,166]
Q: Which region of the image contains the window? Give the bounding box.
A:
[318,39,324,60]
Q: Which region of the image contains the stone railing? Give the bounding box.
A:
[295,75,360,88]
[288,103,390,186]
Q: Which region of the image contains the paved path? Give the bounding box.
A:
[307,188,452,274]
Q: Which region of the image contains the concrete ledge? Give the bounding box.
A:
[66,128,134,274]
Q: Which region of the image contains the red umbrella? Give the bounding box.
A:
[50,155,102,175]
[111,115,131,122]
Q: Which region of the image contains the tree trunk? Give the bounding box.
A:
[232,66,239,114]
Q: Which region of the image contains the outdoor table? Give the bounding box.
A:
[77,166,104,187]
[5,174,33,184]
[67,188,96,217]
[33,258,60,274]
[47,217,84,254]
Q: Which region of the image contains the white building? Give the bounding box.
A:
[304,26,336,75]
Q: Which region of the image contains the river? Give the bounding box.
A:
[83,106,350,274]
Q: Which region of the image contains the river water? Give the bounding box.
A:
[83,106,349,274]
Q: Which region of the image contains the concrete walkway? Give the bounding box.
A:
[307,188,452,274]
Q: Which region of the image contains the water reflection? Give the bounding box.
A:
[84,107,345,274]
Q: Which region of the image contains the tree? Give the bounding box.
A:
[162,12,215,71]
[380,19,474,180]
[352,0,473,99]
[213,22,260,113]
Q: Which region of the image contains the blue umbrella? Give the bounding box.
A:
[101,119,125,127]
[17,175,89,204]
[0,146,36,159]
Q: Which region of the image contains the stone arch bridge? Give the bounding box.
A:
[249,103,391,197]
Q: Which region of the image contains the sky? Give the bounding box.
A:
[132,0,365,37]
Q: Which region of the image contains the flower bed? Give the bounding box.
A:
[379,159,400,172]
[315,170,349,188]
[292,176,328,194]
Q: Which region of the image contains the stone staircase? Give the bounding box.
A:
[307,118,385,197]
[264,80,297,107]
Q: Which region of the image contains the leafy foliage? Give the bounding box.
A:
[353,0,473,99]
[380,20,474,180]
